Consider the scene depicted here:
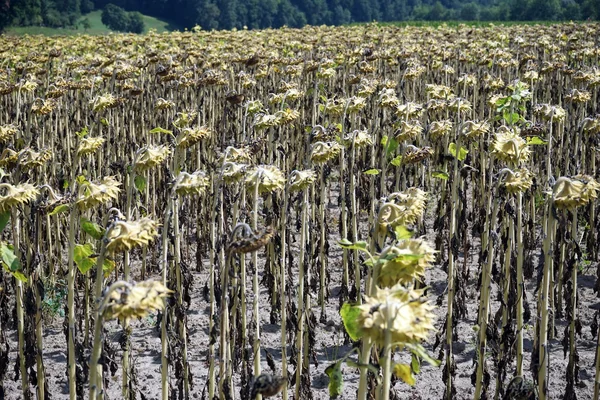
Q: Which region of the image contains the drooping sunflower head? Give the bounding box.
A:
[106,217,160,254]
[394,120,423,142]
[221,162,247,184]
[0,183,39,212]
[310,141,342,164]
[228,224,275,254]
[175,126,212,149]
[77,137,105,157]
[378,239,436,287]
[378,188,427,232]
[18,148,53,170]
[403,146,433,165]
[501,168,533,194]
[244,165,285,194]
[355,285,436,346]
[428,120,453,141]
[90,93,117,112]
[288,170,316,192]
[343,130,373,148]
[553,175,600,209]
[103,280,172,321]
[134,145,171,173]
[462,120,490,140]
[174,170,210,197]
[75,176,121,211]
[534,104,566,122]
[0,125,18,143]
[491,126,530,164]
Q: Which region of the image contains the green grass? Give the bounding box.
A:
[4,10,178,36]
[364,20,587,28]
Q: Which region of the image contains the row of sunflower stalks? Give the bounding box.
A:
[331,186,439,399]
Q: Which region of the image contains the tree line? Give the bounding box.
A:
[1,0,599,33]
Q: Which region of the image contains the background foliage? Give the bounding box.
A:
[0,0,599,36]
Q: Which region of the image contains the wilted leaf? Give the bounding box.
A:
[325,361,343,398]
[526,136,547,145]
[431,171,449,180]
[448,143,468,161]
[80,218,105,240]
[149,127,173,134]
[390,155,402,167]
[0,212,10,233]
[0,242,20,271]
[383,135,398,157]
[74,243,95,274]
[134,175,147,193]
[393,363,415,385]
[102,258,116,277]
[338,240,368,251]
[340,303,363,341]
[48,204,70,216]
[394,226,413,240]
[405,343,441,367]
[411,354,421,374]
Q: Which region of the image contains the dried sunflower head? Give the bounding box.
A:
[378,188,427,232]
[288,170,316,192]
[154,98,175,111]
[172,111,198,129]
[378,88,400,109]
[175,126,211,149]
[581,117,600,135]
[378,239,436,287]
[394,120,423,142]
[311,141,342,164]
[346,96,366,113]
[552,175,599,209]
[245,165,285,194]
[106,218,160,254]
[565,89,591,104]
[462,120,490,140]
[500,168,533,194]
[221,146,252,164]
[253,113,280,131]
[492,127,530,164]
[403,146,433,165]
[428,120,453,141]
[534,104,566,122]
[274,108,300,125]
[18,148,53,170]
[221,162,247,184]
[90,93,117,112]
[0,183,39,212]
[76,176,121,211]
[103,280,172,321]
[395,102,423,119]
[425,84,453,100]
[174,170,210,196]
[0,125,18,143]
[228,224,274,254]
[343,130,372,148]
[31,98,59,115]
[134,145,170,172]
[77,137,105,157]
[250,373,287,399]
[0,149,18,168]
[355,285,436,346]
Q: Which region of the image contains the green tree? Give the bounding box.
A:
[127,11,145,32]
[81,16,92,31]
[460,2,479,20]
